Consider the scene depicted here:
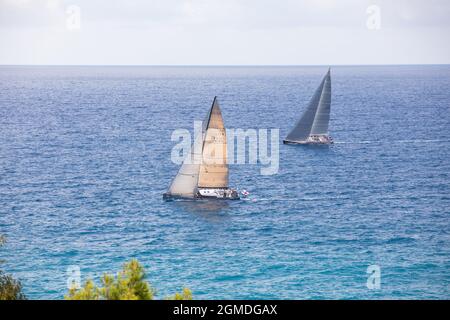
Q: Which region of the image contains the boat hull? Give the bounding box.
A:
[163,188,240,201]
[283,135,333,145]
[283,140,333,145]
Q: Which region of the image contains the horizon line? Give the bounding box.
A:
[1,63,449,67]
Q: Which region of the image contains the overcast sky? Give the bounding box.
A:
[0,0,449,65]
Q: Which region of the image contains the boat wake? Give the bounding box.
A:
[335,139,450,145]
[242,195,351,202]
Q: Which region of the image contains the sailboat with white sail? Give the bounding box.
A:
[163,97,240,201]
[283,68,333,145]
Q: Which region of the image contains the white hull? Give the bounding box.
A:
[197,188,240,200]
[163,188,240,201]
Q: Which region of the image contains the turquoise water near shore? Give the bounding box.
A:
[0,65,449,299]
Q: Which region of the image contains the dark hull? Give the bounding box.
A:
[283,139,333,145]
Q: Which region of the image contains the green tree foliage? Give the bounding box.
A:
[166,287,193,300]
[0,271,27,300]
[66,259,191,300]
[66,279,100,300]
[0,235,26,300]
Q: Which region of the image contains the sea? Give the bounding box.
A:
[0,65,449,299]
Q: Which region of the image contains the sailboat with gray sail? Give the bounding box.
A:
[163,97,240,201]
[283,68,333,145]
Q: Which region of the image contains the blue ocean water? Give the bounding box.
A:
[0,65,449,300]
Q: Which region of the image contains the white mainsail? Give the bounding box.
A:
[285,69,331,142]
[166,97,229,198]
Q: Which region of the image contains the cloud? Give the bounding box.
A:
[0,0,449,64]
[0,0,66,27]
[2,0,449,28]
